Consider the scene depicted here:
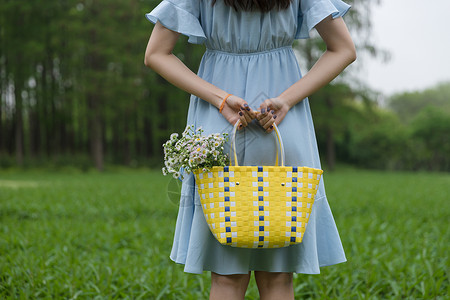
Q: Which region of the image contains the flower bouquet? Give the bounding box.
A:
[162,125,230,179]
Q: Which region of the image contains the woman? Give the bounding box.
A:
[144,0,356,298]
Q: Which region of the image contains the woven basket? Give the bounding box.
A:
[193,121,323,248]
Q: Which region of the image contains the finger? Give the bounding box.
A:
[235,118,244,130]
[239,117,247,130]
[262,118,275,130]
[240,106,253,123]
[267,105,276,113]
[258,110,272,126]
[257,100,268,118]
[243,110,253,124]
[246,106,257,119]
[266,118,280,133]
[242,103,257,120]
[259,100,273,114]
[266,98,281,112]
[238,111,248,127]
[257,107,268,120]
[244,114,252,124]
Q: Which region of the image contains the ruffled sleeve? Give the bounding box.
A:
[295,0,351,39]
[145,0,206,44]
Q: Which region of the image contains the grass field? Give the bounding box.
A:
[0,168,448,299]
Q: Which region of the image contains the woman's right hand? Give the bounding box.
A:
[220,95,256,130]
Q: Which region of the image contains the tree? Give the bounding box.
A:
[389,82,450,123]
[295,0,387,170]
[0,0,385,170]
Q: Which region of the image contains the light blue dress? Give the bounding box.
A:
[146,0,350,275]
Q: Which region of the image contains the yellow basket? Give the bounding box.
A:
[193,122,323,248]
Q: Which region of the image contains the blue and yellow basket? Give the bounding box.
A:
[193,122,323,248]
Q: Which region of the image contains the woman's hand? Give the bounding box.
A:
[221,95,257,130]
[256,97,290,133]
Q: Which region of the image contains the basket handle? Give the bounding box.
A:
[230,120,285,166]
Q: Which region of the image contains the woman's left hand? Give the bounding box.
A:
[256,97,290,133]
[221,95,257,130]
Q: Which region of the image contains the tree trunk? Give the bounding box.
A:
[13,77,24,166]
[88,95,103,171]
[325,95,335,171]
[29,109,38,158]
[85,4,104,171]
[326,126,335,171]
[123,115,131,166]
[0,77,3,155]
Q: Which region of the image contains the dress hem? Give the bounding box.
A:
[170,255,347,275]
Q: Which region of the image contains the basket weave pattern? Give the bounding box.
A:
[194,165,323,248]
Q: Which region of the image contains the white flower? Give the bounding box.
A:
[182,125,191,135]
[162,125,229,177]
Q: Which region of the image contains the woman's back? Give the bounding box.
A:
[147,0,350,52]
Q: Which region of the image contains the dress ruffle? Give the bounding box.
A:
[296,0,351,39]
[146,0,206,44]
[170,172,346,275]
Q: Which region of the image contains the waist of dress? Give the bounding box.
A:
[205,45,293,56]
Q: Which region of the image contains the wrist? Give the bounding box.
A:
[277,95,294,110]
[219,93,233,113]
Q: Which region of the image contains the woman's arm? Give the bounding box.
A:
[280,15,356,107]
[257,15,356,131]
[144,22,255,128]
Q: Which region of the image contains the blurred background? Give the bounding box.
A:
[1,1,449,299]
[1,0,449,172]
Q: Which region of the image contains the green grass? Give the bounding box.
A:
[0,168,448,299]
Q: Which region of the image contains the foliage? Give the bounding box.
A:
[0,169,448,299]
[408,107,450,171]
[382,82,450,171]
[1,1,446,173]
[1,0,383,170]
[345,108,408,169]
[389,82,450,123]
[311,83,377,166]
[320,82,450,172]
[0,0,203,168]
